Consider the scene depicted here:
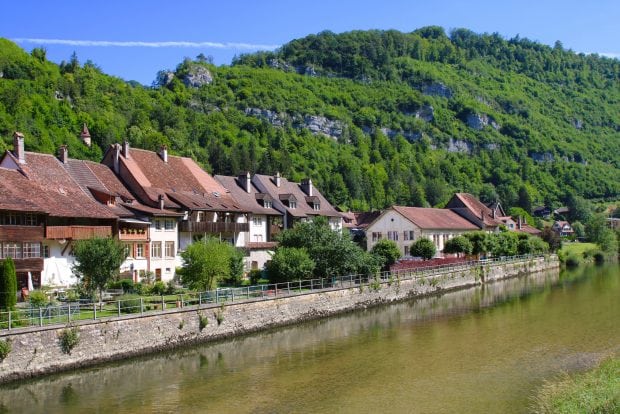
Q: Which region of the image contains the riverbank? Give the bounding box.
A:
[533,357,619,413]
[0,255,558,384]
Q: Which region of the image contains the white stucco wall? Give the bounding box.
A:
[149,218,178,282]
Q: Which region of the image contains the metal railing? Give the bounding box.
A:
[0,254,547,332]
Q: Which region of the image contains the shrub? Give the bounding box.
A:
[565,254,581,268]
[151,281,167,296]
[0,257,17,311]
[593,251,606,264]
[0,339,11,362]
[248,269,263,285]
[58,325,80,354]
[29,290,48,308]
[198,313,208,331]
[118,294,142,313]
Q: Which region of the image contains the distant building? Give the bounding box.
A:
[445,193,503,232]
[552,221,574,237]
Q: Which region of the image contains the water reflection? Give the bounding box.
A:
[1,265,618,414]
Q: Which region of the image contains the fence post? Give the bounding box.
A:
[140,298,144,315]
[8,310,11,330]
[299,280,302,292]
[199,292,202,307]
[117,300,121,316]
[68,303,71,323]
[94,303,97,320]
[216,289,219,304]
[247,286,250,300]
[161,295,165,311]
[39,307,43,327]
[287,281,291,295]
[231,290,234,303]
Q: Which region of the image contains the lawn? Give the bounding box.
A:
[559,242,598,257]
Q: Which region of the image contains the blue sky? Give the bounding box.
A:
[3,0,619,85]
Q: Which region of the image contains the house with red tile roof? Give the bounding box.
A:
[552,220,574,237]
[445,193,503,232]
[215,173,284,271]
[56,145,183,283]
[101,143,250,257]
[365,206,479,257]
[0,133,118,288]
[251,173,342,231]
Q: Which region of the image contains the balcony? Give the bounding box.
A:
[0,225,45,242]
[179,221,249,233]
[119,228,148,241]
[13,257,44,272]
[46,225,112,240]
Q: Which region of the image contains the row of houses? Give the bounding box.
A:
[0,131,342,290]
[349,193,541,256]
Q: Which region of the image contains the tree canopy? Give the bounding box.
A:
[0,258,17,311]
[72,237,127,301]
[177,237,236,291]
[410,237,436,260]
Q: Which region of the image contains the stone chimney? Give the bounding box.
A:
[238,172,251,193]
[159,145,168,163]
[301,178,313,196]
[13,132,25,164]
[122,140,130,158]
[113,144,121,174]
[158,194,165,210]
[80,123,91,147]
[274,172,281,188]
[58,145,69,164]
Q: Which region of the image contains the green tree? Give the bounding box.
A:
[177,238,234,291]
[490,232,519,256]
[410,237,436,260]
[565,194,593,223]
[517,185,533,213]
[225,248,245,286]
[463,231,490,257]
[73,238,127,302]
[517,235,549,255]
[586,214,618,253]
[0,258,17,311]
[541,227,562,252]
[266,247,315,283]
[371,239,401,270]
[571,221,586,239]
[443,236,473,257]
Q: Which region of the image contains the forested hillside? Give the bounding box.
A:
[0,26,618,211]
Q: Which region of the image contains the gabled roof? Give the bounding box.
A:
[342,211,382,229]
[0,152,116,219]
[391,206,479,230]
[252,174,341,219]
[446,193,503,228]
[215,175,282,216]
[102,144,243,212]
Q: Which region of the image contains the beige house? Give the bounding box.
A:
[365,206,479,257]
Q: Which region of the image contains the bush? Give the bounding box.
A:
[0,339,11,362]
[29,290,48,308]
[151,281,167,296]
[565,254,581,268]
[410,238,436,260]
[593,251,606,264]
[248,269,263,285]
[58,325,79,354]
[118,294,142,313]
[198,313,208,331]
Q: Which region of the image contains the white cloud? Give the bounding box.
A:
[597,52,620,59]
[12,38,279,50]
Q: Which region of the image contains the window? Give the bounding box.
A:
[387,231,399,241]
[124,244,132,258]
[313,203,320,211]
[24,214,37,226]
[403,230,414,241]
[3,242,21,259]
[264,200,272,209]
[151,242,162,258]
[289,201,297,209]
[371,232,383,242]
[253,216,262,226]
[43,245,50,258]
[404,246,410,256]
[164,219,175,231]
[254,234,264,242]
[165,241,175,258]
[22,242,41,258]
[154,220,162,231]
[196,212,204,222]
[136,243,145,258]
[6,213,19,225]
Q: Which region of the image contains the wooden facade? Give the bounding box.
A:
[0,225,45,241]
[45,225,112,240]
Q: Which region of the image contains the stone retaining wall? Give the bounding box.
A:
[0,256,558,383]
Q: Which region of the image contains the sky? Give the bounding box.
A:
[3,0,619,85]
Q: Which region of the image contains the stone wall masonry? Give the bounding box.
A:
[0,256,559,383]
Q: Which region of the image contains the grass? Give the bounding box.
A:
[560,242,598,257]
[532,357,620,413]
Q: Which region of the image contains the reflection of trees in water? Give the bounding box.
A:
[1,270,563,413]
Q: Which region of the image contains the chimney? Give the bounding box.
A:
[238,172,251,193]
[301,178,313,196]
[80,123,91,147]
[58,145,68,164]
[158,194,165,210]
[113,144,121,174]
[159,145,168,163]
[274,172,281,188]
[518,216,522,230]
[13,132,25,164]
[492,208,496,219]
[122,140,130,158]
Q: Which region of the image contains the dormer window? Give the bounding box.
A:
[313,203,320,211]
[289,200,297,209]
[196,211,204,222]
[264,200,272,209]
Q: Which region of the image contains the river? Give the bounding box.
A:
[1,264,618,413]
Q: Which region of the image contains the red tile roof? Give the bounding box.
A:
[446,193,503,228]
[215,175,283,216]
[392,206,479,230]
[342,211,382,229]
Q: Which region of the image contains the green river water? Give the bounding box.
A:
[1,264,618,413]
